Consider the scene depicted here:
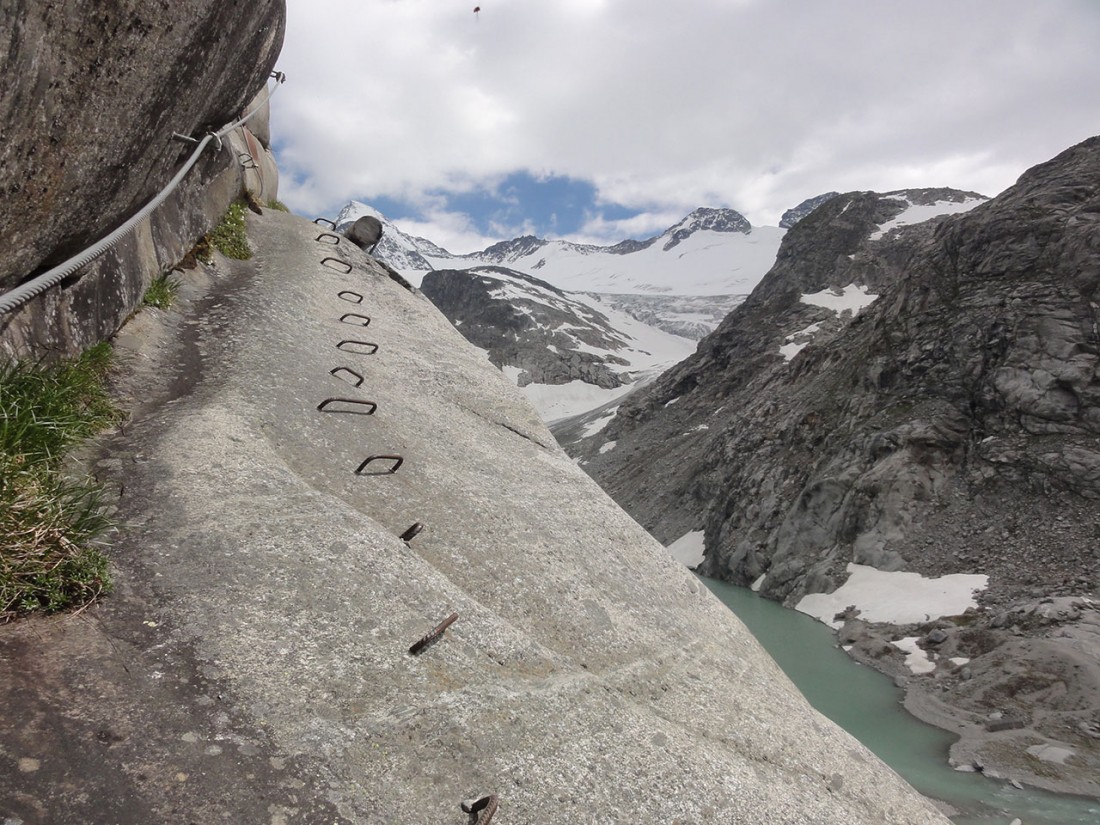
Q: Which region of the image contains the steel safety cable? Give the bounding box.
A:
[0,71,285,316]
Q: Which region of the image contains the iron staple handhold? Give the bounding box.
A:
[317,397,377,415]
[355,454,403,475]
[314,217,336,229]
[338,290,363,304]
[336,340,379,355]
[329,366,364,388]
[408,612,459,655]
[316,232,340,244]
[321,257,352,273]
[339,312,371,327]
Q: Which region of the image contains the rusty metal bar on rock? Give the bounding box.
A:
[408,612,458,655]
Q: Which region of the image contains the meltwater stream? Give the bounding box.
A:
[703,578,1100,825]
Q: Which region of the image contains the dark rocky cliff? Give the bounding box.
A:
[422,266,629,389]
[0,0,286,357]
[572,147,1100,792]
[578,148,1097,607]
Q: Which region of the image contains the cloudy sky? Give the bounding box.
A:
[272,0,1100,252]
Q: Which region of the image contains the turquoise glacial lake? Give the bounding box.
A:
[703,577,1100,825]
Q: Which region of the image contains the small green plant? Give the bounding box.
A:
[0,344,122,621]
[207,200,252,260]
[266,199,290,213]
[142,272,181,309]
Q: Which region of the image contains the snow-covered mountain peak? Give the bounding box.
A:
[332,201,787,297]
[660,207,752,251]
[476,234,551,264]
[334,200,383,226]
[333,200,453,269]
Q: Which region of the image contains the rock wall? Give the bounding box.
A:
[0,0,285,357]
[578,146,1099,606]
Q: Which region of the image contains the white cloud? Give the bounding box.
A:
[272,0,1100,240]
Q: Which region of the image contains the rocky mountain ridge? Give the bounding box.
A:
[335,200,787,297]
[352,195,991,429]
[420,266,696,422]
[342,203,815,425]
[566,140,1099,794]
[780,192,841,228]
[337,202,792,423]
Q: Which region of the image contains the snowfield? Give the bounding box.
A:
[667,530,706,567]
[869,196,987,241]
[795,563,988,629]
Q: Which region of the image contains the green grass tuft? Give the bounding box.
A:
[0,344,122,621]
[208,200,252,260]
[266,199,290,213]
[142,273,181,309]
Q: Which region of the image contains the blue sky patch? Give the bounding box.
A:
[370,171,642,240]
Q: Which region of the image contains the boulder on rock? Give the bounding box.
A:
[346,216,384,252]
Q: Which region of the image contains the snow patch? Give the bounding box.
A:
[869,197,986,241]
[800,284,878,315]
[1026,744,1076,765]
[501,365,524,384]
[891,637,936,675]
[750,573,766,593]
[795,563,987,629]
[516,380,636,424]
[779,321,825,362]
[598,440,617,455]
[779,341,809,361]
[582,409,618,438]
[666,530,706,567]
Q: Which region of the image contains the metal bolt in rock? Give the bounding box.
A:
[408,612,458,656]
[399,522,424,543]
[461,794,499,824]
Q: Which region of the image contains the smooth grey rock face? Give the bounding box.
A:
[578,138,1100,608]
[67,209,948,824]
[346,215,384,251]
[0,0,286,291]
